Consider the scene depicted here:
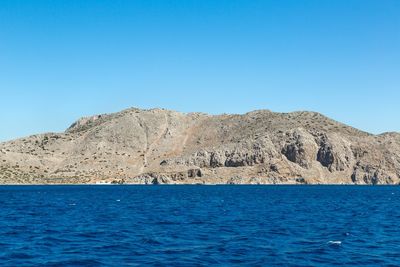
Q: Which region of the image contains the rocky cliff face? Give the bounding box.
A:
[0,108,399,184]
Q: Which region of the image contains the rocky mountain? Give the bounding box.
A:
[1,108,399,185]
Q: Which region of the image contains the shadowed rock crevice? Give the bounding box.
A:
[316,134,353,172]
[281,129,318,169]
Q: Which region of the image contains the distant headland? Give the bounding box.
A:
[1,107,399,185]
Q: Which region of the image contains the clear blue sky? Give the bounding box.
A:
[1,0,399,141]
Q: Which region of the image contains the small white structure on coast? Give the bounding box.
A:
[95,181,112,185]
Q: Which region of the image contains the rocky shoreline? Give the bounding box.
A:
[1,108,399,185]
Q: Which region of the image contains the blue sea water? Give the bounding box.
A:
[0,185,399,266]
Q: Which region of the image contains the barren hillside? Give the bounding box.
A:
[1,108,399,184]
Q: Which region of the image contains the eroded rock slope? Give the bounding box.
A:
[1,108,399,184]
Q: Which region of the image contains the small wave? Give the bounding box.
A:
[140,237,162,245]
[44,259,103,267]
[328,241,342,246]
[3,252,35,260]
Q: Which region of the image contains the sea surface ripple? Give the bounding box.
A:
[0,185,399,266]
